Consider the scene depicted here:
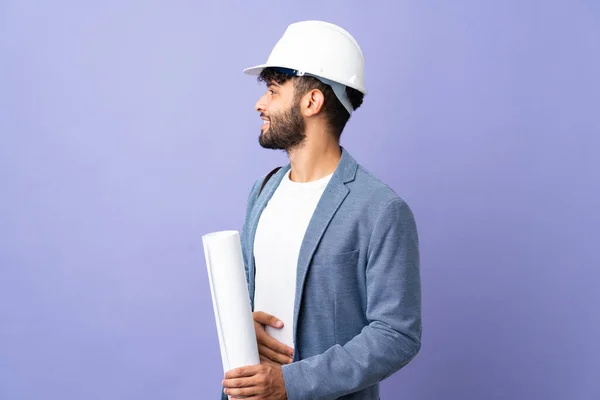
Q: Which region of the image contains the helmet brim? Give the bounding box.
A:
[243,63,368,95]
[243,64,269,76]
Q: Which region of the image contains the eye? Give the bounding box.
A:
[268,89,276,95]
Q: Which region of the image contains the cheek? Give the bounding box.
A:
[268,109,282,122]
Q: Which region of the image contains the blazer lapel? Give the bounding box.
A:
[291,148,358,356]
[246,165,290,307]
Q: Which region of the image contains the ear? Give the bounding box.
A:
[302,89,325,117]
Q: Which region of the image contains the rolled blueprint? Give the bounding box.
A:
[202,230,260,375]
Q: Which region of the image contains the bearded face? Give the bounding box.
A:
[258,96,306,152]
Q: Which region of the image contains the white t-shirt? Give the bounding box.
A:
[253,169,333,349]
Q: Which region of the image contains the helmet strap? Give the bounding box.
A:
[309,75,354,116]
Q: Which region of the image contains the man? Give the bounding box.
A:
[221,21,421,399]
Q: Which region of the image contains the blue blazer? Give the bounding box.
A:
[227,147,421,399]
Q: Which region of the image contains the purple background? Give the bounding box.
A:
[1,1,599,399]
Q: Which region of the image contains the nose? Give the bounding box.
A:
[255,93,268,113]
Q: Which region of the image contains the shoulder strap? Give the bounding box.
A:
[258,167,282,197]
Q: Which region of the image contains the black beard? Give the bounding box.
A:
[258,101,306,152]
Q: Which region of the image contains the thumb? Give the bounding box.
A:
[254,311,284,328]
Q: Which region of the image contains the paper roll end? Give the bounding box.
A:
[202,230,240,241]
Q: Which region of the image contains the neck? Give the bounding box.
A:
[287,130,341,182]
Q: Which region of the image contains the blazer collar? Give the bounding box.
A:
[276,145,358,184]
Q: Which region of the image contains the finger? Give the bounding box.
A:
[253,311,284,328]
[224,385,260,398]
[253,320,267,339]
[256,331,294,358]
[258,344,293,365]
[222,376,256,389]
[224,365,260,379]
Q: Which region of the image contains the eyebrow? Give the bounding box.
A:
[267,82,280,88]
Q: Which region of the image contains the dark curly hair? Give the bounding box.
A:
[258,67,364,141]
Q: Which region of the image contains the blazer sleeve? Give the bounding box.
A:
[280,197,422,400]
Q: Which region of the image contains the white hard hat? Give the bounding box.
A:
[244,21,367,115]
